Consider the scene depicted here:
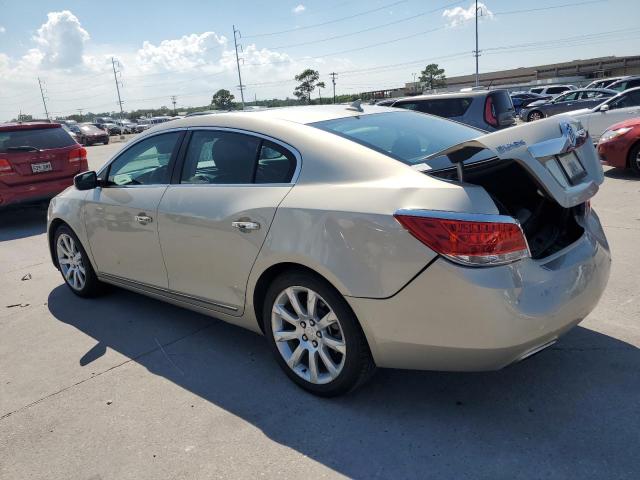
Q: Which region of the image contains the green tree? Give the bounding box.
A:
[419,64,446,90]
[211,89,235,110]
[293,69,320,103]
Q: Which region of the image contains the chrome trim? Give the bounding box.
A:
[97,272,239,313]
[186,126,303,185]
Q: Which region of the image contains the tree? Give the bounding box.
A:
[419,64,446,90]
[293,69,320,103]
[211,89,235,110]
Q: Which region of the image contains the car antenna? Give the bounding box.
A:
[346,99,364,112]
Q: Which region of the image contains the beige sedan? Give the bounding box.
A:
[47,105,610,396]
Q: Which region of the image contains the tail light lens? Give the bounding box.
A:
[68,147,87,164]
[394,211,530,266]
[0,158,14,176]
[484,96,499,128]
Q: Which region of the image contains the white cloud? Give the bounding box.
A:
[31,10,90,68]
[292,4,306,14]
[442,2,493,28]
[136,32,228,72]
[0,26,6,34]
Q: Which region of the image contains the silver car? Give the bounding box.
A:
[47,105,611,396]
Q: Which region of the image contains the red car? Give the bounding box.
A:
[0,122,88,208]
[597,118,640,175]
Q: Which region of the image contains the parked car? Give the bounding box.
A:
[529,85,577,97]
[100,122,122,135]
[383,90,516,131]
[566,87,640,142]
[0,122,87,208]
[76,123,110,146]
[585,76,629,89]
[510,92,552,115]
[597,118,640,175]
[61,124,78,143]
[48,105,610,396]
[185,110,226,117]
[606,76,640,93]
[519,89,616,122]
[115,120,138,134]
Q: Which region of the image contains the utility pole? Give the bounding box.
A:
[77,109,83,122]
[474,0,480,87]
[330,72,337,104]
[233,25,245,109]
[412,72,417,93]
[170,95,177,115]
[37,77,50,121]
[111,57,125,138]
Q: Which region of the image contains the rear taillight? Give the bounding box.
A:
[0,158,14,176]
[68,147,87,164]
[394,210,530,266]
[484,96,499,128]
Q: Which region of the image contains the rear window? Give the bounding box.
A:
[530,88,543,94]
[547,86,570,94]
[395,98,472,118]
[0,126,76,153]
[489,91,514,112]
[311,111,481,166]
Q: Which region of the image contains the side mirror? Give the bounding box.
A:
[600,104,610,112]
[74,170,98,190]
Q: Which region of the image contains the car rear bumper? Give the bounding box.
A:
[347,211,611,371]
[0,177,75,208]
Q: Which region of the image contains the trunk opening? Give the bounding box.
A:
[429,159,585,259]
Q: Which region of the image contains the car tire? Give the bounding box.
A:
[104,138,110,145]
[528,111,544,121]
[54,225,104,298]
[628,142,640,176]
[262,271,375,396]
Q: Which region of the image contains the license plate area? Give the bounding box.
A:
[31,161,52,173]
[556,152,586,185]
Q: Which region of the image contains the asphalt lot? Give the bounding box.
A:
[1,141,639,479]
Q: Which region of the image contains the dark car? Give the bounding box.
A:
[585,76,629,89]
[77,123,110,145]
[607,76,640,93]
[510,92,552,115]
[520,88,617,122]
[0,122,87,208]
[384,90,516,131]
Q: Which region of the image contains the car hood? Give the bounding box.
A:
[418,114,603,209]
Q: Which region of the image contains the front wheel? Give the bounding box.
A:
[263,272,375,396]
[54,225,103,297]
[628,143,640,176]
[528,110,544,121]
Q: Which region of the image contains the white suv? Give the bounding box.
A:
[529,85,577,97]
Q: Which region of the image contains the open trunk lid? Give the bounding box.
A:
[422,115,603,208]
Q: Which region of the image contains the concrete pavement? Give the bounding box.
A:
[1,142,639,479]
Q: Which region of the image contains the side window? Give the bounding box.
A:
[394,102,419,111]
[558,92,579,101]
[255,141,297,184]
[181,130,260,184]
[416,99,472,118]
[609,92,640,110]
[547,87,568,95]
[530,88,543,94]
[107,132,181,186]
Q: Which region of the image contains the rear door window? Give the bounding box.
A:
[547,86,570,95]
[0,127,76,153]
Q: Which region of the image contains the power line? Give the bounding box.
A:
[243,0,409,38]
[494,0,607,15]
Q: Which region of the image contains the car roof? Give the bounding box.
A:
[391,90,500,102]
[0,122,61,131]
[150,104,399,129]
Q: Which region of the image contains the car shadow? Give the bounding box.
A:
[47,285,639,479]
[0,204,48,241]
[604,167,638,180]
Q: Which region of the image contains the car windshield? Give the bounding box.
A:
[80,125,100,133]
[311,111,481,166]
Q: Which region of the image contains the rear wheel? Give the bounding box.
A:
[263,272,375,396]
[528,110,544,121]
[628,143,640,176]
[54,225,103,297]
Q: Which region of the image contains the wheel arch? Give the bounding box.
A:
[626,138,640,169]
[48,218,69,268]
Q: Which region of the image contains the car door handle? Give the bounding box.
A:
[135,214,153,225]
[232,221,260,231]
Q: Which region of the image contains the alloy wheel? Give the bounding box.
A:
[271,286,346,384]
[56,233,86,291]
[528,111,543,121]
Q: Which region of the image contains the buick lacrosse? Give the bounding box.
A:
[48,104,610,396]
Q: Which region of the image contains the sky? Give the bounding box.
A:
[0,0,638,120]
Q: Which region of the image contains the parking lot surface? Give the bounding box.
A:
[1,142,639,479]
